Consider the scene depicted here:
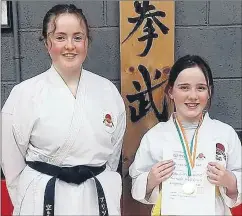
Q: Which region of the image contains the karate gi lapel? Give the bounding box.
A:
[163,116,181,148]
[48,66,87,166]
[196,113,216,162]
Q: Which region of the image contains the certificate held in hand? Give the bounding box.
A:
[161,117,216,215]
[161,148,216,215]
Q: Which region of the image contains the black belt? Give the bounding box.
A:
[26,161,109,216]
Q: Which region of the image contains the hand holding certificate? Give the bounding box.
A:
[146,160,175,195]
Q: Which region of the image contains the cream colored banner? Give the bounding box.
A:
[120,1,174,215]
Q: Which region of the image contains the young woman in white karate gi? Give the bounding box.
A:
[1,4,126,216]
[129,55,241,215]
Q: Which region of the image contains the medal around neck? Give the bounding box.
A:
[182,181,196,195]
[173,115,203,196]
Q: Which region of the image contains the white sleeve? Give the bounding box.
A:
[129,134,159,204]
[106,83,126,172]
[106,110,126,171]
[1,87,28,206]
[219,127,242,208]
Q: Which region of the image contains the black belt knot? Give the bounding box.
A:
[26,161,109,216]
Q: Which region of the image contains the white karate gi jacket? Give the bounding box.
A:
[1,66,126,215]
[129,113,241,215]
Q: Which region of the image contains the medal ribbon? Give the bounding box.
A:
[174,115,202,176]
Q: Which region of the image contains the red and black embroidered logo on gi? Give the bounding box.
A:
[103,114,114,127]
[216,143,227,161]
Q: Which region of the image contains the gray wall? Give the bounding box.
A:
[1,1,242,136]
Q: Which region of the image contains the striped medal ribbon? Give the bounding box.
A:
[173,114,203,194]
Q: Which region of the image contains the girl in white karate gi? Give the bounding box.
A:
[1,4,126,216]
[129,55,241,215]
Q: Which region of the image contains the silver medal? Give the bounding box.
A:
[182,181,196,195]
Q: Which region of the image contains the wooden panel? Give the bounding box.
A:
[120,1,175,215]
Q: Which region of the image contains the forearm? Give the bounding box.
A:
[146,184,153,196]
[225,171,238,200]
[146,178,161,196]
[146,182,161,202]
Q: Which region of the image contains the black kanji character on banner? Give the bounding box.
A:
[126,65,169,122]
[122,1,169,57]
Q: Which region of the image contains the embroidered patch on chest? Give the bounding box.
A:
[102,112,117,134]
[103,113,114,128]
[216,143,227,161]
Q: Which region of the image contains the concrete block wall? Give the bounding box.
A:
[1,1,242,137]
[174,1,242,137]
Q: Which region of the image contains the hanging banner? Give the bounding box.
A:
[120,1,175,215]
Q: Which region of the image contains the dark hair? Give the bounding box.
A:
[39,4,91,42]
[165,55,214,109]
